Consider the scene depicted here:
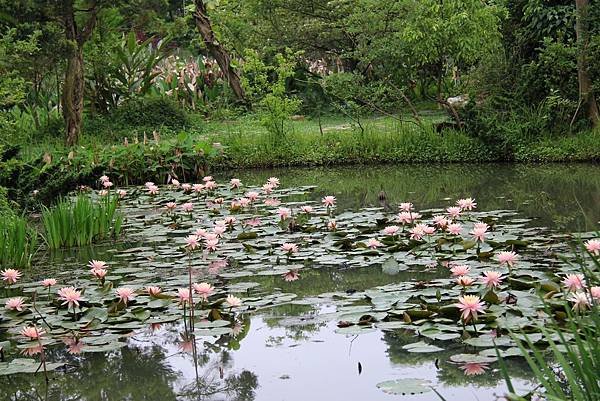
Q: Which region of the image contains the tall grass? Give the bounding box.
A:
[501,246,600,401]
[42,194,124,249]
[0,215,38,267]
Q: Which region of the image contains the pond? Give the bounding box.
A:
[0,163,599,401]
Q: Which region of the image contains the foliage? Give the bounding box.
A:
[42,194,124,250]
[501,248,600,401]
[0,214,37,268]
[242,49,302,142]
[110,96,189,129]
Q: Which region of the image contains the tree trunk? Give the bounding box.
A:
[61,0,97,146]
[575,0,599,127]
[63,47,85,146]
[193,0,247,104]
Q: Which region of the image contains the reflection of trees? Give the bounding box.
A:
[380,331,536,388]
[234,164,600,231]
[0,317,259,401]
[0,345,179,401]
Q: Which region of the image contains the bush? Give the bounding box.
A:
[111,96,189,129]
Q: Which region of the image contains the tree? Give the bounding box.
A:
[61,0,101,146]
[574,0,599,127]
[193,0,246,103]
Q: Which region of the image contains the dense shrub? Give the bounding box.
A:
[111,96,189,128]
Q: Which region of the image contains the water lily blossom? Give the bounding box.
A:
[366,238,383,249]
[21,326,45,340]
[181,202,194,213]
[562,274,586,292]
[267,177,280,187]
[585,239,600,256]
[569,291,591,312]
[481,271,503,288]
[277,207,292,220]
[230,178,242,189]
[383,225,400,236]
[177,288,191,305]
[225,294,242,308]
[456,295,485,322]
[146,286,162,297]
[456,276,475,287]
[457,198,477,211]
[322,196,336,207]
[193,283,214,300]
[399,202,413,212]
[281,243,299,254]
[446,206,462,219]
[185,234,200,250]
[57,287,82,309]
[2,269,22,284]
[5,297,26,311]
[41,278,57,287]
[116,287,136,306]
[470,222,489,242]
[88,260,107,270]
[450,265,471,277]
[447,223,463,236]
[497,251,518,267]
[300,205,313,214]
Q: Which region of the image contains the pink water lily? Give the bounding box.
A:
[193,283,214,300]
[185,234,200,250]
[446,206,461,219]
[562,274,586,292]
[165,202,177,211]
[2,269,22,284]
[497,251,518,267]
[481,271,503,288]
[366,238,383,249]
[88,260,107,270]
[450,265,470,277]
[267,177,280,187]
[457,198,477,211]
[146,286,162,297]
[264,198,280,207]
[300,205,314,214]
[456,276,475,287]
[383,225,400,236]
[116,287,136,305]
[399,202,413,212]
[204,180,217,190]
[327,220,337,231]
[277,207,291,220]
[171,179,181,188]
[20,326,45,340]
[181,183,192,192]
[57,287,82,309]
[446,223,463,235]
[569,292,590,312]
[456,295,485,322]
[203,176,214,182]
[177,288,191,305]
[230,178,242,189]
[322,196,336,207]
[181,202,194,212]
[281,243,299,254]
[147,185,159,195]
[432,215,448,228]
[262,183,275,194]
[585,239,600,256]
[5,297,26,311]
[225,294,242,308]
[41,278,57,287]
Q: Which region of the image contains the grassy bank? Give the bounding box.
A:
[1,113,599,210]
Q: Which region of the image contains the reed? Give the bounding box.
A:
[42,194,124,249]
[0,215,38,268]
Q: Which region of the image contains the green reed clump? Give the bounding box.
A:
[42,194,124,249]
[0,214,38,267]
[500,246,600,401]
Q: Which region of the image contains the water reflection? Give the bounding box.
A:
[232,163,600,231]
